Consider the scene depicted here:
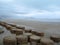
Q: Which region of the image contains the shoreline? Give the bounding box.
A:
[2,19,60,35]
[0,19,60,45]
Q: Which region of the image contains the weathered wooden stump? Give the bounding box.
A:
[10,28,16,34]
[24,33,32,42]
[30,35,41,45]
[8,27,16,31]
[16,35,28,45]
[31,30,37,35]
[36,32,44,37]
[40,38,54,45]
[5,25,13,30]
[0,21,2,25]
[3,36,17,45]
[50,34,60,43]
[0,30,4,34]
[8,23,17,27]
[0,22,7,27]
[25,29,32,33]
[16,25,25,30]
[3,24,8,27]
[10,29,23,35]
[31,31,44,37]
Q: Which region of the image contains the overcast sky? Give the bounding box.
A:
[0,0,60,19]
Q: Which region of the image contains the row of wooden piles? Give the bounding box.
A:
[0,21,60,45]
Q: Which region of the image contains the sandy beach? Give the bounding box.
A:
[0,19,60,45]
[3,19,60,34]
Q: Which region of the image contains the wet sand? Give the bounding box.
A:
[3,19,60,34]
[0,19,60,45]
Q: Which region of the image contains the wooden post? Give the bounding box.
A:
[16,25,25,30]
[3,36,17,45]
[30,35,41,45]
[16,35,28,45]
[0,30,4,34]
[24,29,32,33]
[40,38,54,45]
[24,33,32,42]
[10,29,23,35]
[50,34,60,43]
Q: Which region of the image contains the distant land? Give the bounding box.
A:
[0,15,60,22]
